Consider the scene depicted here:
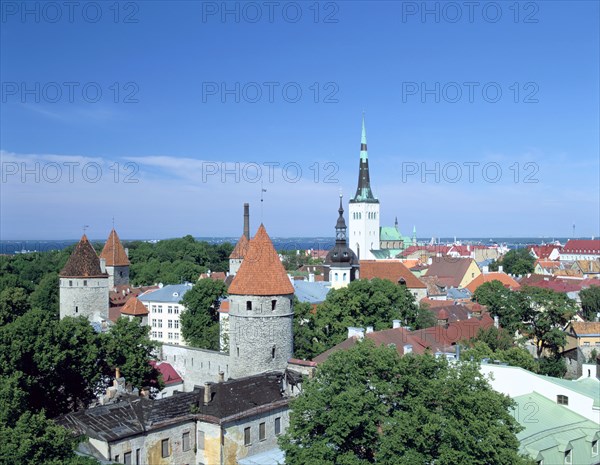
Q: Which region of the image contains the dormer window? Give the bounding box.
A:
[557,394,568,405]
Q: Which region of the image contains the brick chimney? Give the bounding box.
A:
[203,382,211,405]
[243,203,250,240]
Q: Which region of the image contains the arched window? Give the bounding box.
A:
[334,273,338,281]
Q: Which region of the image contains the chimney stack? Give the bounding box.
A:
[347,327,365,339]
[243,203,250,240]
[494,315,499,328]
[366,326,374,334]
[204,382,211,405]
[218,371,224,383]
[392,320,401,329]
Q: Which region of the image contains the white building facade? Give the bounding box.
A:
[139,283,192,346]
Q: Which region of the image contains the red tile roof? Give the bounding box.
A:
[229,234,249,259]
[528,244,562,259]
[359,260,426,288]
[100,229,130,266]
[120,297,148,316]
[313,314,494,364]
[563,240,600,255]
[149,361,183,386]
[465,272,520,293]
[228,224,294,296]
[60,235,108,278]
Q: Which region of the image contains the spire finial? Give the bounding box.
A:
[83,225,89,235]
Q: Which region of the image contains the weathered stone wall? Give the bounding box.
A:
[228,294,294,379]
[59,277,108,321]
[161,344,231,390]
[222,406,289,465]
[109,421,196,465]
[107,265,129,288]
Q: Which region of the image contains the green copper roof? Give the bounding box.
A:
[360,115,368,161]
[380,226,402,241]
[513,392,600,464]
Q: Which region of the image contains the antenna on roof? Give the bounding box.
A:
[83,225,89,235]
[572,223,575,239]
[260,181,267,223]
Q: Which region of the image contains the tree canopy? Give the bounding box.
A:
[280,340,533,465]
[180,279,228,350]
[580,285,600,321]
[126,236,233,285]
[293,278,418,360]
[490,248,535,275]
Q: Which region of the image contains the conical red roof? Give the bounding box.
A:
[228,224,294,296]
[60,235,108,278]
[121,297,148,316]
[229,234,249,259]
[100,229,130,266]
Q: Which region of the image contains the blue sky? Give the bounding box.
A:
[1,1,599,240]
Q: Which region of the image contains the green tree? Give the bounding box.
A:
[519,286,577,358]
[100,317,163,393]
[29,272,59,316]
[473,281,522,334]
[414,302,437,329]
[280,340,532,465]
[491,248,534,275]
[180,279,228,350]
[0,309,103,417]
[0,411,100,465]
[0,286,30,325]
[537,356,567,378]
[310,278,418,357]
[580,285,600,321]
[292,298,318,360]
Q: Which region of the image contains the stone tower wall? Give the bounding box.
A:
[107,265,129,288]
[228,294,293,379]
[59,277,109,321]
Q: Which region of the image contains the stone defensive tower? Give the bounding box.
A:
[348,115,380,260]
[100,228,130,288]
[59,234,109,321]
[227,224,294,379]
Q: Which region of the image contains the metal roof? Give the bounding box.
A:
[138,283,193,303]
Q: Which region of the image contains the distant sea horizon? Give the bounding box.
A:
[0,236,591,256]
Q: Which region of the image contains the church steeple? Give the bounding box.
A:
[351,114,378,204]
[335,194,347,242]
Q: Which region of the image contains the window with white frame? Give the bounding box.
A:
[174,320,179,329]
[168,306,173,314]
[168,320,173,328]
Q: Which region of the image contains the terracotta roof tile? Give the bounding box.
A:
[100,229,130,266]
[563,239,600,254]
[359,260,426,288]
[120,297,149,316]
[60,235,108,278]
[228,224,294,296]
[229,234,249,259]
[465,272,520,293]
